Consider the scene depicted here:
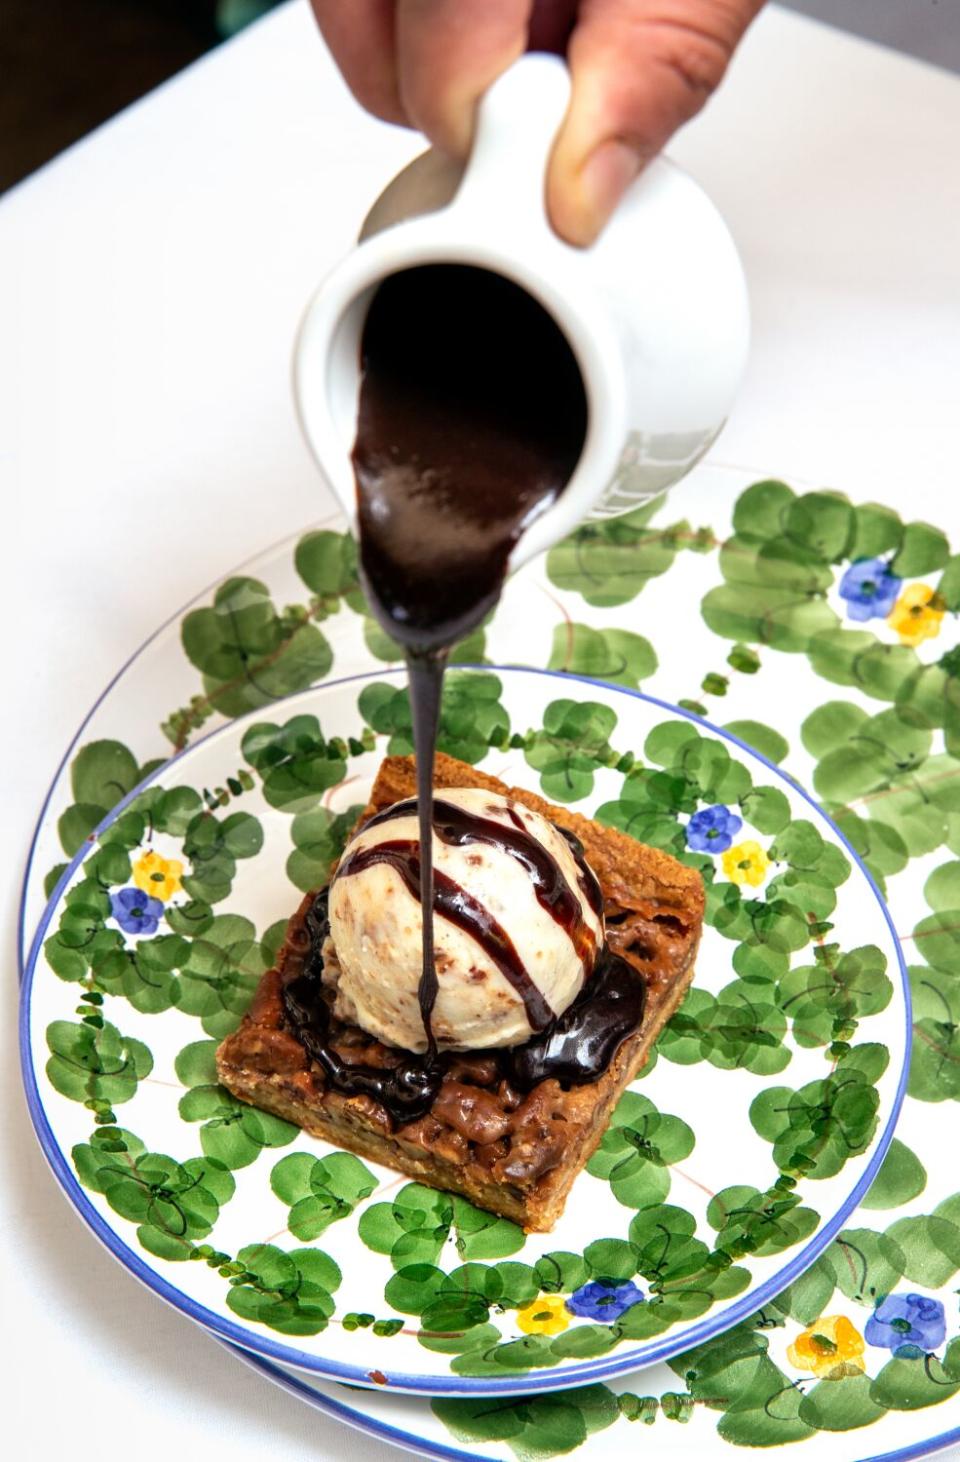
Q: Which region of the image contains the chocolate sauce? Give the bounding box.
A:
[504,948,646,1091]
[288,268,646,1118]
[283,967,443,1121]
[336,838,554,1031]
[280,893,646,1125]
[406,651,446,1055]
[365,796,596,969]
[283,890,442,1121]
[351,263,588,1054]
[557,825,604,920]
[352,265,588,655]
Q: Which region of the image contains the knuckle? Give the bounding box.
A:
[569,2,742,128]
[649,20,733,99]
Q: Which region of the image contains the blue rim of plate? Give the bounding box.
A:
[222,1337,960,1462]
[19,666,912,1396]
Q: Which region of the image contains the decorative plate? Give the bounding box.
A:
[21,664,908,1394]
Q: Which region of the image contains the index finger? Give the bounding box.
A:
[394,0,536,155]
[310,0,406,125]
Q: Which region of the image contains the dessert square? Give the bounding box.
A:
[216,753,703,1232]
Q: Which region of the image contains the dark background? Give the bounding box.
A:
[1,0,262,192]
[1,0,957,196]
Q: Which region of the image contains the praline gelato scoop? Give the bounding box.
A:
[325,787,604,1053]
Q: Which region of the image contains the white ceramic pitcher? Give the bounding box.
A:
[293,53,749,571]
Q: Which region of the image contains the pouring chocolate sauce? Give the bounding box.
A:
[352,263,587,1055]
[280,263,648,1124]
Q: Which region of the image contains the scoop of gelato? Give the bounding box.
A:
[326,787,603,1053]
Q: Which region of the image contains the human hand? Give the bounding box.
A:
[309,0,765,245]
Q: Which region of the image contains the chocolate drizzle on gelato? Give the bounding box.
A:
[335,836,555,1032]
[363,795,597,972]
[556,824,604,921]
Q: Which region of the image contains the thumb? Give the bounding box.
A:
[548,0,765,245]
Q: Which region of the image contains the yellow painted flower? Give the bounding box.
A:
[887,583,945,647]
[516,1295,570,1337]
[721,840,770,888]
[132,850,184,902]
[787,1315,866,1379]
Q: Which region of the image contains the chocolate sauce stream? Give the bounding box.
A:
[287,265,641,1126]
[406,650,447,1053]
[336,839,554,1032]
[351,263,588,1056]
[366,796,595,969]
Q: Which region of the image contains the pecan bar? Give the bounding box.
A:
[216,754,703,1231]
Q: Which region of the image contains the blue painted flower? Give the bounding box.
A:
[865,1293,946,1355]
[566,1280,645,1322]
[685,805,743,854]
[838,558,902,622]
[110,886,164,936]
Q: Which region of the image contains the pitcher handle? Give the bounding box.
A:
[452,54,571,236]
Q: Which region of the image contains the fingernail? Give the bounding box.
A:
[575,140,643,244]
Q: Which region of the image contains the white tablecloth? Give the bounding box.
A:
[4,3,960,1458]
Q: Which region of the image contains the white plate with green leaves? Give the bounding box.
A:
[21,661,908,1395]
